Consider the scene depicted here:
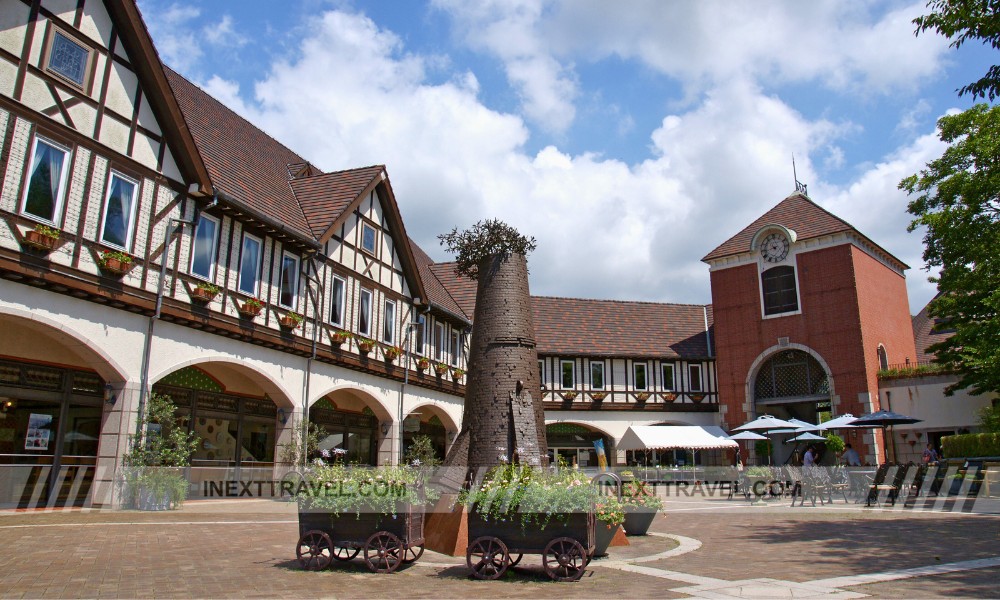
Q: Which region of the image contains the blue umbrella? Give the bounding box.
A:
[849,410,922,464]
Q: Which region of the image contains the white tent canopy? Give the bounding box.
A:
[618,426,738,451]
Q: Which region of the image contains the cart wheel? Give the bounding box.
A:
[509,553,523,567]
[466,536,509,580]
[363,531,403,573]
[332,544,360,562]
[296,530,333,571]
[542,537,587,581]
[401,544,424,564]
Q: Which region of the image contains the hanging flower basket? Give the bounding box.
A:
[434,363,449,376]
[690,394,706,403]
[383,346,402,362]
[190,283,219,303]
[561,391,578,401]
[662,392,678,402]
[416,357,430,372]
[330,330,352,347]
[591,392,607,401]
[23,226,60,252]
[238,297,264,318]
[636,392,651,402]
[280,312,303,329]
[357,337,376,354]
[451,367,465,380]
[97,250,133,276]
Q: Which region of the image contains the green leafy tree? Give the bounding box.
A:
[901,2,1000,395]
[913,0,1000,100]
[978,402,1000,433]
[438,218,537,279]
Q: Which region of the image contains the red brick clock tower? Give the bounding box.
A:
[703,193,918,464]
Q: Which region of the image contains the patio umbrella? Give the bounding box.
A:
[784,431,827,443]
[770,418,821,434]
[815,413,862,431]
[849,410,922,464]
[728,431,768,441]
[733,415,799,464]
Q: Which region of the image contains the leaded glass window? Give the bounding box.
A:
[47,31,89,87]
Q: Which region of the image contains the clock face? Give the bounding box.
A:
[760,232,790,263]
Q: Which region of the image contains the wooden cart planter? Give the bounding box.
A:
[465,510,595,581]
[296,504,425,573]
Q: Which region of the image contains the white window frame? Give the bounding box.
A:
[450,331,461,366]
[759,261,803,320]
[237,233,263,297]
[278,251,300,308]
[360,222,377,255]
[633,362,648,391]
[329,276,346,327]
[189,213,220,281]
[435,322,445,360]
[358,288,373,337]
[20,136,71,226]
[538,359,545,387]
[661,363,676,391]
[413,314,426,355]
[590,362,605,390]
[98,171,139,250]
[688,364,703,392]
[561,360,575,390]
[383,299,396,344]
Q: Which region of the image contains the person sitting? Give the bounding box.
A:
[842,443,862,466]
[922,443,939,465]
[803,445,817,468]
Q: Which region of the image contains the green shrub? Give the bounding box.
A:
[941,433,1000,459]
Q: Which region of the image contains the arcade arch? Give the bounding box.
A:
[545,421,614,468]
[402,403,459,462]
[309,388,392,466]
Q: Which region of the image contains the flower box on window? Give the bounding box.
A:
[330,330,352,347]
[280,311,303,329]
[416,357,430,372]
[383,345,402,362]
[591,392,607,402]
[97,250,133,276]
[636,392,651,402]
[238,297,264,318]
[451,367,465,380]
[661,392,678,402]
[356,337,376,354]
[561,391,578,401]
[23,225,60,252]
[190,282,219,303]
[434,363,449,376]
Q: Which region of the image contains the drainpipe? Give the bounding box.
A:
[300,260,324,467]
[703,305,713,358]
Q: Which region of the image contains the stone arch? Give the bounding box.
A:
[745,343,836,410]
[406,402,459,433]
[0,306,128,382]
[308,384,393,422]
[545,421,615,468]
[150,356,296,409]
[402,403,459,462]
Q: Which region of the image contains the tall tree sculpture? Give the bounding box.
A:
[438,219,548,471]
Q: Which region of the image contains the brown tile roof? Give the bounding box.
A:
[428,262,477,319]
[532,297,714,358]
[291,166,385,238]
[165,67,314,240]
[912,295,954,362]
[408,241,468,321]
[702,193,905,268]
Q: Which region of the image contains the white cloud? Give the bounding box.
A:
[138,2,246,73]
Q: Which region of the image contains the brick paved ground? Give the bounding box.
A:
[0,494,998,598]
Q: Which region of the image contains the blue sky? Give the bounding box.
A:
[137,0,995,312]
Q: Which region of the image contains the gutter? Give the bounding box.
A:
[214,189,321,250]
[429,301,472,326]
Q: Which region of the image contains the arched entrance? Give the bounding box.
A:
[0,313,124,508]
[545,422,613,468]
[151,363,294,492]
[309,389,391,466]
[750,348,833,464]
[402,404,458,463]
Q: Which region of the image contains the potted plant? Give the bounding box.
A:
[190,281,220,302]
[383,345,402,362]
[662,392,678,402]
[97,249,133,275]
[280,311,304,329]
[434,362,449,376]
[23,224,60,252]
[120,392,199,511]
[330,329,351,347]
[238,297,264,318]
[690,393,705,403]
[591,392,607,401]
[356,337,376,354]
[415,357,430,372]
[636,392,651,402]
[594,495,625,557]
[561,391,578,401]
[619,471,663,536]
[451,367,465,380]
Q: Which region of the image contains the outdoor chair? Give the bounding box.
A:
[865,464,891,507]
[784,466,803,505]
[827,467,851,503]
[869,464,910,507]
[903,464,928,508]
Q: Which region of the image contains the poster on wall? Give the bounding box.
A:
[25,413,53,451]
